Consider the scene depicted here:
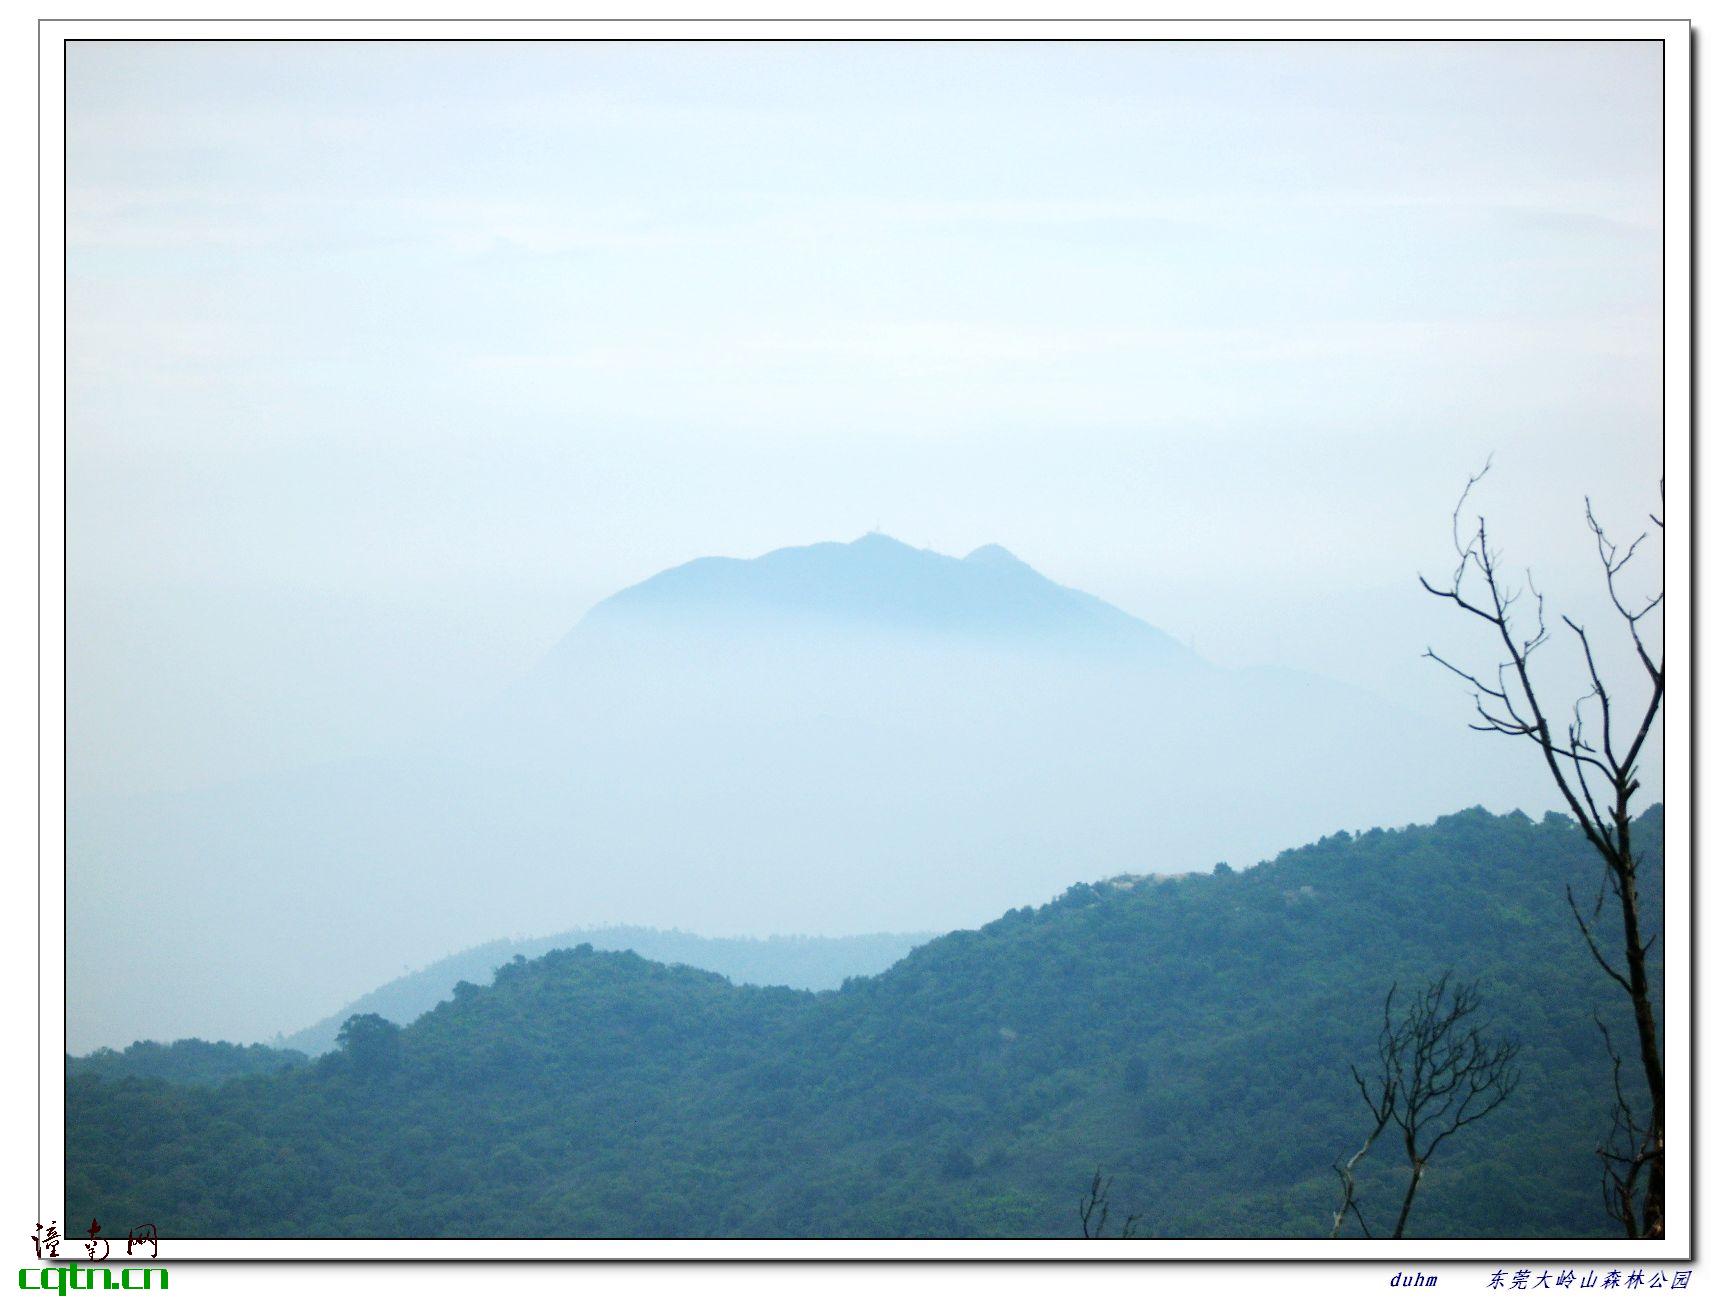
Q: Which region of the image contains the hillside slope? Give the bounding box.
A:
[274,927,936,1057]
[66,1040,308,1088]
[66,806,1662,1239]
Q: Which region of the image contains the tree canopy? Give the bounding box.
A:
[67,804,1661,1239]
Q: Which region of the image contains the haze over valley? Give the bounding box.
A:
[71,533,1565,1051]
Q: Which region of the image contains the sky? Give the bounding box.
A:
[66,38,1665,798]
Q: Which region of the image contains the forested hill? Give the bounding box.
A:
[67,1039,308,1088]
[275,927,936,1057]
[66,805,1663,1240]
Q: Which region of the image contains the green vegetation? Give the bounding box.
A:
[66,805,1661,1239]
[274,926,936,1057]
[66,1039,308,1088]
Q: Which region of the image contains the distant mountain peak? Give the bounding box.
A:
[850,530,917,550]
[559,534,1189,661]
[963,543,1034,573]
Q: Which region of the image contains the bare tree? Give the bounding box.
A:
[1594,1014,1663,1239]
[1078,1166,1143,1239]
[1333,974,1520,1238]
[1420,463,1664,1238]
[1330,987,1398,1239]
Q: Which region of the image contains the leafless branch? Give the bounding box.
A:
[1079,1167,1144,1239]
[1421,465,1665,1238]
[1336,974,1519,1239]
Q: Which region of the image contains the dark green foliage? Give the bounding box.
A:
[66,1039,308,1088]
[334,1014,402,1079]
[278,927,935,1056]
[66,805,1662,1239]
[1122,1057,1150,1095]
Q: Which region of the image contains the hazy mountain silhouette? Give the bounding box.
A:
[564,533,1187,653]
[69,534,1559,1051]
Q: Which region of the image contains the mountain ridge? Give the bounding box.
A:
[271,926,936,1057]
[67,804,1663,1238]
[557,532,1190,660]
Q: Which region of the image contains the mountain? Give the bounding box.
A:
[66,805,1664,1239]
[272,927,936,1057]
[564,532,1187,653]
[68,534,1562,1051]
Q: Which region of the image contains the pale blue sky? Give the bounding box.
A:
[66,39,1664,794]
